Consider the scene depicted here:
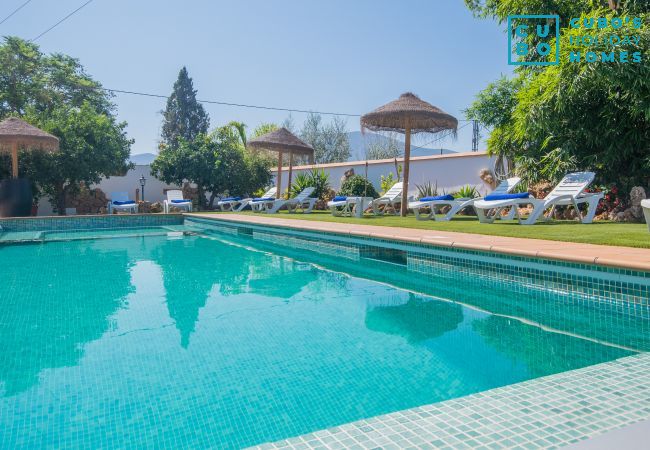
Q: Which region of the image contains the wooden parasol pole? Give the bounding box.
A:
[287,151,294,196]
[11,142,19,178]
[276,150,283,198]
[400,125,411,216]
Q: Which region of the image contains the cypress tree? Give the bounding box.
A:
[161,67,209,148]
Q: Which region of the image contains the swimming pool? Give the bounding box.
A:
[0,216,648,448]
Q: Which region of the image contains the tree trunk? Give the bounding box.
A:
[197,186,205,210]
[55,184,67,216]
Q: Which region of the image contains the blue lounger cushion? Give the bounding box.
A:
[113,200,135,205]
[220,197,241,202]
[420,194,455,202]
[484,192,530,201]
[332,196,347,202]
[171,199,191,204]
[252,197,274,202]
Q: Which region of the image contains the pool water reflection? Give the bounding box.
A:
[0,233,636,449]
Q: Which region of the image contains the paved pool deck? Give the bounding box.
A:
[186,213,650,272]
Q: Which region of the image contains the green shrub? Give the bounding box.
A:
[338,175,379,198]
[379,165,402,195]
[289,168,331,199]
[380,173,395,195]
[453,185,479,199]
[416,181,441,199]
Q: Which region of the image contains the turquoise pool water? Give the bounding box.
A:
[0,228,643,448]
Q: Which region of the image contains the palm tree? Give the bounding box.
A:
[227,121,247,146]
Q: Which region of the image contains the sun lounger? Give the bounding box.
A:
[409,177,521,221]
[328,196,374,217]
[235,187,278,212]
[263,187,316,214]
[164,190,192,213]
[642,199,650,232]
[474,172,603,225]
[371,182,403,215]
[108,192,138,214]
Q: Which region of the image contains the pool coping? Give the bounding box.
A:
[185,213,650,272]
[248,353,650,450]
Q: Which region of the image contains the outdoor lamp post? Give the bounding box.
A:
[139,175,146,202]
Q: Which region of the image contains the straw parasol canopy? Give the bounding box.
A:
[361,93,458,216]
[248,127,314,198]
[0,117,59,178]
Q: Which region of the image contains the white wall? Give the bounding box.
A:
[36,165,181,216]
[92,165,179,203]
[35,153,497,215]
[274,152,497,196]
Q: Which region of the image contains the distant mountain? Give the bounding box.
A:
[128,134,454,166]
[130,153,157,165]
[347,131,455,162]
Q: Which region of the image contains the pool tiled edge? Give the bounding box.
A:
[0,213,183,232]
[249,353,650,450]
[186,213,650,272]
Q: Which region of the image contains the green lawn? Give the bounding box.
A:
[203,210,650,249]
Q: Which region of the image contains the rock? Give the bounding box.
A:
[529,181,553,199]
[137,201,151,213]
[150,202,163,213]
[479,168,496,189]
[340,168,355,186]
[629,186,646,207]
[623,209,637,222]
[65,185,109,214]
[564,208,578,220]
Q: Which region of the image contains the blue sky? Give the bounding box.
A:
[1,0,511,155]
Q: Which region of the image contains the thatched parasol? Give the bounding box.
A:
[0,117,59,178]
[248,127,314,199]
[361,93,457,216]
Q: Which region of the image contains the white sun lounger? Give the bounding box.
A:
[474,172,603,225]
[237,187,278,213]
[328,196,374,217]
[371,182,403,215]
[409,177,522,221]
[642,199,650,232]
[263,187,317,214]
[217,196,244,212]
[164,190,192,213]
[107,192,138,214]
[218,187,277,212]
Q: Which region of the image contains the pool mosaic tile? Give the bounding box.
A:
[1,214,648,449]
[250,353,650,450]
[0,213,183,232]
[186,217,650,310]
